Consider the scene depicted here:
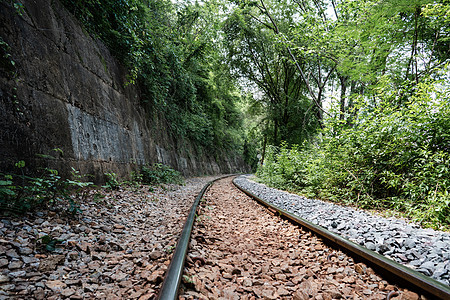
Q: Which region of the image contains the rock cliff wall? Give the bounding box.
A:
[0,0,248,182]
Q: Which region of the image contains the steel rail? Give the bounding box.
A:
[232,177,450,300]
[157,175,235,300]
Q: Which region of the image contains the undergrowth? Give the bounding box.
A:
[0,161,92,216]
[102,163,184,190]
[140,163,184,185]
[1,160,184,215]
[257,76,450,231]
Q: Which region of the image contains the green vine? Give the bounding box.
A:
[0,36,16,78]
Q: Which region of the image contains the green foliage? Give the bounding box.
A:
[60,0,248,157]
[103,172,120,190]
[140,163,184,185]
[325,0,450,87]
[38,235,63,252]
[131,171,143,183]
[0,176,16,198]
[223,0,340,166]
[0,36,16,77]
[257,75,450,229]
[243,139,259,171]
[100,165,184,190]
[0,162,92,216]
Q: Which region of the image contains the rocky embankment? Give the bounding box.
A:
[0,176,216,299]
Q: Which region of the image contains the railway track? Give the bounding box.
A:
[158,176,450,299]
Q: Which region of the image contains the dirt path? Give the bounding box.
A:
[180,177,422,300]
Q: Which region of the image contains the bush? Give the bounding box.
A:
[0,162,92,215]
[103,172,120,190]
[257,76,450,229]
[140,163,184,185]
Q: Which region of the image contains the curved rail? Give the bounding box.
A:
[232,177,450,300]
[157,175,235,300]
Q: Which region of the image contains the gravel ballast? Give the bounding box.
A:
[234,175,450,287]
[181,177,420,299]
[0,176,217,299]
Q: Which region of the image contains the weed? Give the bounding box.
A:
[164,245,176,253]
[0,161,93,216]
[93,192,106,203]
[140,163,183,185]
[103,172,120,190]
[182,275,194,284]
[37,234,63,252]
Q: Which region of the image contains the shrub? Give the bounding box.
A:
[257,76,450,229]
[140,163,183,185]
[103,172,120,190]
[0,162,92,215]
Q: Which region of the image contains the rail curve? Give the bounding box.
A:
[157,175,450,299]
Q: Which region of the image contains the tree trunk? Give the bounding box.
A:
[273,119,279,145]
[260,134,267,165]
[316,89,323,127]
[347,80,360,126]
[339,76,347,121]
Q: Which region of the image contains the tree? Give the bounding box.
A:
[223,1,321,149]
[330,0,450,102]
[252,0,450,228]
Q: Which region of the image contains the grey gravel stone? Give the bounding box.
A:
[376,244,389,254]
[433,266,448,278]
[5,249,19,259]
[404,238,416,249]
[417,268,432,276]
[8,259,24,269]
[19,247,33,255]
[22,256,38,264]
[365,242,376,251]
[0,284,15,291]
[9,270,26,278]
[421,261,436,271]
[0,259,8,268]
[409,260,422,267]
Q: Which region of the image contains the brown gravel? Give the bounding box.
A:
[0,176,217,299]
[180,177,424,300]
